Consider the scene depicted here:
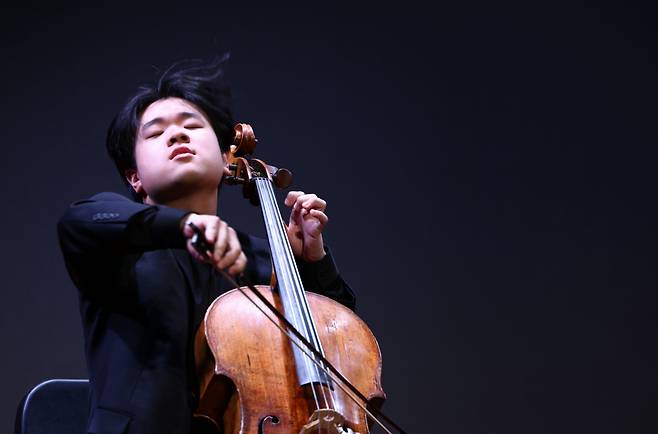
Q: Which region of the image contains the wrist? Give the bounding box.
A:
[303,248,326,263]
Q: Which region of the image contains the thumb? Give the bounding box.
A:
[181,213,197,238]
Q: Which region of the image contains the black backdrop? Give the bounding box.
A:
[2,2,656,433]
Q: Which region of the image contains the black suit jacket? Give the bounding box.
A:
[57,192,356,434]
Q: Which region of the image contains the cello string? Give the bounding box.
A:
[261,179,336,412]
[258,183,321,375]
[259,179,333,412]
[221,270,397,434]
[192,226,404,433]
[256,179,322,412]
[261,179,335,415]
[224,236,403,433]
[192,197,405,432]
[260,180,324,412]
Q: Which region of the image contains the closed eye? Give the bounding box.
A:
[185,124,203,130]
[147,131,163,139]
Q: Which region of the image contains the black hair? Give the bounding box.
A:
[106,56,234,201]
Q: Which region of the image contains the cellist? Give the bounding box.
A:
[57,57,356,434]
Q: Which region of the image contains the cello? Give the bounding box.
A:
[191,124,401,433]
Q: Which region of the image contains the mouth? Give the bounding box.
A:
[169,146,196,160]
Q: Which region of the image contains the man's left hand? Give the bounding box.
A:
[284,191,328,262]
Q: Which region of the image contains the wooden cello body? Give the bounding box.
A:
[193,124,386,434]
[195,287,385,433]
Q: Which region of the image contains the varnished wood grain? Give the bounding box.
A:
[194,285,385,433]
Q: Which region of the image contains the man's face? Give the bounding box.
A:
[127,97,225,202]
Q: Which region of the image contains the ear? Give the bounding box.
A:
[125,169,145,197]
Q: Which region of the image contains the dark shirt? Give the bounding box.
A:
[57,192,355,434]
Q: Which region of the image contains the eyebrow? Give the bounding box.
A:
[141,111,204,132]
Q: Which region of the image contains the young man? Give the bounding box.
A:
[57,59,355,434]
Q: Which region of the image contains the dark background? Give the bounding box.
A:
[2,1,656,433]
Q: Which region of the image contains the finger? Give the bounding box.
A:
[183,224,194,239]
[187,239,209,263]
[182,214,198,238]
[218,228,241,270]
[227,252,247,276]
[294,193,316,207]
[308,209,329,226]
[305,209,329,235]
[294,194,325,214]
[204,217,219,245]
[217,246,241,271]
[212,221,229,262]
[284,191,305,207]
[302,196,326,212]
[291,194,314,219]
[288,202,302,227]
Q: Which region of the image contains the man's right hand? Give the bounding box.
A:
[181,213,247,276]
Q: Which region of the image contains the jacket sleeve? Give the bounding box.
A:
[296,248,357,311]
[57,191,190,257]
[57,192,191,292]
[234,231,356,311]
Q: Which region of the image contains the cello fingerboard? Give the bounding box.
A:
[255,177,331,388]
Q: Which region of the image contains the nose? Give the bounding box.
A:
[168,127,190,146]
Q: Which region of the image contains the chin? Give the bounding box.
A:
[176,173,220,193]
[170,164,215,184]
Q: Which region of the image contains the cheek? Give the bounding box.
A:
[207,147,224,179]
[203,140,225,183]
[134,142,165,180]
[200,134,224,162]
[134,140,150,163]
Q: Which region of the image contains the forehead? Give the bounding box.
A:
[140,97,208,125]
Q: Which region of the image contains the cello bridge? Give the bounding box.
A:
[299,409,359,434]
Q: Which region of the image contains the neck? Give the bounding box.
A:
[144,186,218,216]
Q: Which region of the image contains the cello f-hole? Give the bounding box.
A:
[258,415,280,434]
